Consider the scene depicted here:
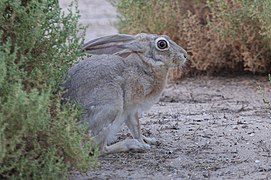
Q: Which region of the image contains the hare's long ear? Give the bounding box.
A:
[83,34,144,55]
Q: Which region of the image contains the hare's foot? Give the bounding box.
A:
[103,139,150,154]
[142,135,160,145]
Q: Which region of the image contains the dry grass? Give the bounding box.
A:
[117,0,271,79]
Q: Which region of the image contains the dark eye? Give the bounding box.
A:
[157,40,168,49]
[155,37,170,51]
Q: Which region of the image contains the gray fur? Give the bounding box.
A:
[63,33,187,154]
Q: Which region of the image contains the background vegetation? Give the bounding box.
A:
[0,0,97,179]
[117,0,271,78]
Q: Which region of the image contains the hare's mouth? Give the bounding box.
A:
[172,56,186,67]
[172,59,181,66]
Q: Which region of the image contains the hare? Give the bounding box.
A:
[63,33,187,154]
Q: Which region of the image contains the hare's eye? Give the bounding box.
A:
[157,40,168,49]
[155,37,170,51]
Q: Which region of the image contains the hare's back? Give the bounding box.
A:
[69,54,124,79]
[64,54,125,105]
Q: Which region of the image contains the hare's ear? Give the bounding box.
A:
[83,34,144,55]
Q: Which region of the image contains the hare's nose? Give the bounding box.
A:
[183,52,189,60]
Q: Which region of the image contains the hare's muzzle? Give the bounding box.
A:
[173,51,187,67]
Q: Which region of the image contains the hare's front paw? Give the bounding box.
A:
[143,135,160,146]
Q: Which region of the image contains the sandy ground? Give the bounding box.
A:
[70,75,271,180]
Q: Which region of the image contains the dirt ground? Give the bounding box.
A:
[70,75,271,180]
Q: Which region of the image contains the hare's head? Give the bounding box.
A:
[83,33,187,68]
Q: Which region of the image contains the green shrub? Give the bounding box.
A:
[0,0,97,179]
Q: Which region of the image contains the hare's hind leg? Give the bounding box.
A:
[102,114,151,154]
[89,105,123,153]
[91,107,151,154]
[125,112,160,145]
